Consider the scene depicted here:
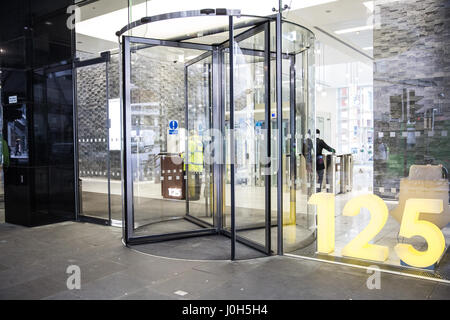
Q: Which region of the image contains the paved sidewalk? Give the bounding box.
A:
[0,222,448,300]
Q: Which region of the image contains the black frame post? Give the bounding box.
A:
[105,54,112,224]
[229,16,236,260]
[72,26,80,223]
[122,36,133,244]
[264,22,272,255]
[212,47,223,231]
[276,10,284,255]
[289,55,296,228]
[184,65,190,217]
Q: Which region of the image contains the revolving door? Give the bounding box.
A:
[120,9,316,260]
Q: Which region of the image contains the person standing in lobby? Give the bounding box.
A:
[316,129,335,192]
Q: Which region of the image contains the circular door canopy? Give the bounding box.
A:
[116,8,315,53]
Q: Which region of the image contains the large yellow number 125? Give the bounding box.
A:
[308,194,446,267]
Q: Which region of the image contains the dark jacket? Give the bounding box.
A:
[316,138,335,171]
[302,138,314,164]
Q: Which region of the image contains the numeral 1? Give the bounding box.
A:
[308,193,335,254]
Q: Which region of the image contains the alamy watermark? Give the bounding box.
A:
[366,265,381,290]
[66,265,81,290]
[66,5,81,30]
[158,128,288,176]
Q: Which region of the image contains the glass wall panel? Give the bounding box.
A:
[285,0,449,280]
[76,63,110,220]
[75,1,128,225]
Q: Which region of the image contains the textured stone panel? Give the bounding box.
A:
[373,0,450,199]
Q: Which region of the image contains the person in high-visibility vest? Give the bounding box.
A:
[181,131,203,200]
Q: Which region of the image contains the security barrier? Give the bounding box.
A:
[324,154,353,194]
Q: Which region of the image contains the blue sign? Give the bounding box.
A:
[169,120,179,135]
[169,120,178,130]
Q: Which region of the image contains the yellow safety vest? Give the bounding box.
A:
[182,135,203,173]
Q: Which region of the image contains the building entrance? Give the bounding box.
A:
[120,9,316,260]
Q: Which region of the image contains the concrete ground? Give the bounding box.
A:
[0,221,448,300]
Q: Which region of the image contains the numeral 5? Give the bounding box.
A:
[394,199,445,268]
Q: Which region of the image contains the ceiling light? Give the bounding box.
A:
[363,1,374,12]
[334,25,373,34]
[289,0,338,10]
[363,46,373,50]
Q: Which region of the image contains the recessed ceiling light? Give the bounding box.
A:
[290,0,338,10]
[335,25,373,34]
[326,10,332,13]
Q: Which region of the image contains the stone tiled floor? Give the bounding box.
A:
[0,221,448,300]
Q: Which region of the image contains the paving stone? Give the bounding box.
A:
[0,221,447,300]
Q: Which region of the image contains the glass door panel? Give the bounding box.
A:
[231,19,272,257]
[108,53,124,224]
[126,39,214,239]
[186,55,214,226]
[281,24,317,254]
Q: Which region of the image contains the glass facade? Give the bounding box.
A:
[69,0,450,279]
[286,0,450,279]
